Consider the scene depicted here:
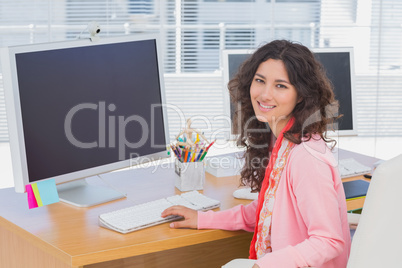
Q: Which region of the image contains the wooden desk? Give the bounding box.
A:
[0,165,253,268]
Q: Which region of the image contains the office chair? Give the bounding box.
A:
[222,258,255,268]
[347,153,402,267]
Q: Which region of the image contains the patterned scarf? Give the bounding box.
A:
[249,117,295,259]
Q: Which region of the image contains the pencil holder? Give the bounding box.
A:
[174,159,205,191]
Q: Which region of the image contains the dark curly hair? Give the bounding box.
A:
[229,40,340,192]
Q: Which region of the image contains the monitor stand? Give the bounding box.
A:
[57,179,126,207]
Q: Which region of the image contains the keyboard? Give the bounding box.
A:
[99,191,220,234]
[338,158,372,178]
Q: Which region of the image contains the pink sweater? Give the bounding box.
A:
[198,138,351,267]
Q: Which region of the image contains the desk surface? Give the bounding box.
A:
[0,164,253,268]
[335,148,380,168]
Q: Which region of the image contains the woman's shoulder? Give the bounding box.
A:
[289,134,337,166]
[286,135,340,185]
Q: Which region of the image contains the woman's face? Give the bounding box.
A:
[250,59,299,136]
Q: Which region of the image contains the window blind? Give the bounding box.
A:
[0,0,401,143]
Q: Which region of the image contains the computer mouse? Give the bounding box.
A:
[233,188,258,200]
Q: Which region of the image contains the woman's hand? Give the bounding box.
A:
[161,205,198,229]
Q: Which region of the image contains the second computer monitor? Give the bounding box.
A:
[222,47,357,139]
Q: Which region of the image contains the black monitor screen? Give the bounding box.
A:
[15,39,167,182]
[228,53,251,125]
[313,51,354,132]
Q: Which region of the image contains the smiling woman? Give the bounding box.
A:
[162,40,351,268]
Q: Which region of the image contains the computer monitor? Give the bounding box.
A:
[1,34,170,207]
[222,49,253,139]
[312,47,357,136]
[222,47,357,139]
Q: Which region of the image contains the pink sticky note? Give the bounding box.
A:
[26,184,38,209]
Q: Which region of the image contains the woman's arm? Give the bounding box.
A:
[162,199,258,232]
[198,200,258,232]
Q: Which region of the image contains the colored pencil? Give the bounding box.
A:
[191,148,197,162]
[184,147,189,162]
[199,141,215,161]
[187,150,191,162]
[199,150,208,161]
[172,145,181,159]
[206,140,215,151]
[195,147,205,162]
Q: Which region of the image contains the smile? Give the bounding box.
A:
[258,102,275,109]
